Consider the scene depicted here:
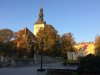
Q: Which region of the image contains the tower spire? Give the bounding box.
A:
[34,0,46,36]
[35,0,44,24]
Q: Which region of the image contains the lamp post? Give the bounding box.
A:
[37,41,45,72]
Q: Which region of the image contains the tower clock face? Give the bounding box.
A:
[34,24,45,36]
[36,26,43,30]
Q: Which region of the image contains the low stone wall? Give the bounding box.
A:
[47,69,77,75]
[11,58,34,67]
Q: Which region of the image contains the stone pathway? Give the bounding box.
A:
[0,67,37,75]
[0,63,78,75]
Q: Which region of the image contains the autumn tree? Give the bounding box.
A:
[26,33,35,58]
[94,35,100,56]
[0,29,17,57]
[36,25,61,56]
[0,42,4,56]
[0,29,15,42]
[61,32,76,58]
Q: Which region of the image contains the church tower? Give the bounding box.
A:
[34,7,46,36]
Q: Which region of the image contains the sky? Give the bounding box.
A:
[0,0,100,42]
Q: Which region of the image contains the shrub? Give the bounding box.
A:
[78,54,100,74]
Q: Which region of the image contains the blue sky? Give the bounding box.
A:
[0,0,100,42]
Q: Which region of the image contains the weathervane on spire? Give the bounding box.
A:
[35,0,44,24]
[40,0,42,8]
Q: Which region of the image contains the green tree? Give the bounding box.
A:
[36,25,60,56]
[52,40,62,57]
[0,41,17,57]
[61,32,76,58]
[4,42,17,57]
[78,54,100,74]
[94,35,100,56]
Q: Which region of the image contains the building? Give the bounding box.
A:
[75,42,95,56]
[13,7,46,48]
[13,27,37,49]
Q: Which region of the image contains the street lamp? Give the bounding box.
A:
[37,41,45,72]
